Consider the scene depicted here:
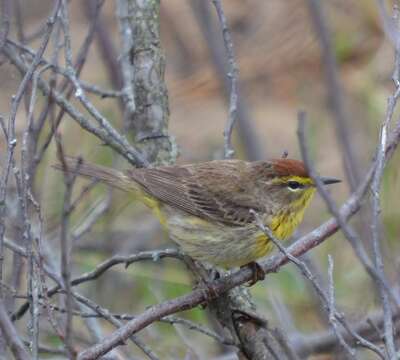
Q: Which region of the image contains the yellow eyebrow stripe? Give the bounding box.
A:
[272,175,314,186]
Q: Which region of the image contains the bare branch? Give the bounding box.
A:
[3,42,149,167]
[369,6,400,353]
[376,0,400,52]
[0,0,11,52]
[211,0,239,159]
[250,211,373,359]
[293,309,400,357]
[191,0,263,160]
[12,248,183,321]
[0,299,30,360]
[297,111,400,311]
[306,0,360,189]
[55,113,80,357]
[72,291,160,360]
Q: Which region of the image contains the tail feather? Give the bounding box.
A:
[52,157,135,192]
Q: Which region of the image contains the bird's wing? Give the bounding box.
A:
[126,160,266,226]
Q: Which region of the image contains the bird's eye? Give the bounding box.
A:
[287,181,303,191]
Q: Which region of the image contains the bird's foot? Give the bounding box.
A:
[193,276,219,309]
[242,261,265,286]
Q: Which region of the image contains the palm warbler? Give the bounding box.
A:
[55,158,340,269]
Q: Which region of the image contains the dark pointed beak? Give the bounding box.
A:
[320,176,341,185]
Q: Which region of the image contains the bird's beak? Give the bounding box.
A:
[320,176,341,185]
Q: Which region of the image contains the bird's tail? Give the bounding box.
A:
[52,157,138,192]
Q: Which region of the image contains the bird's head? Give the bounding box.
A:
[254,159,341,215]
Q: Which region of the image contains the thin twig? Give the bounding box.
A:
[39,302,235,346]
[0,0,11,52]
[297,111,400,310]
[293,309,400,357]
[56,129,78,358]
[211,0,239,159]
[3,42,148,167]
[250,211,358,359]
[12,249,184,321]
[370,14,400,356]
[34,0,106,166]
[72,291,160,360]
[0,299,31,360]
[191,0,262,160]
[326,255,353,358]
[306,0,360,189]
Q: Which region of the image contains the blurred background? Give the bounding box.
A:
[1,0,399,358]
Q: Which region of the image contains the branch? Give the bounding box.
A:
[191,0,263,160]
[12,249,184,321]
[369,12,400,354]
[3,42,149,167]
[0,0,11,52]
[211,0,239,159]
[0,299,30,360]
[251,211,383,358]
[306,0,360,189]
[293,309,400,357]
[297,112,400,309]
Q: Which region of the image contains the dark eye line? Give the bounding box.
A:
[287,180,304,190]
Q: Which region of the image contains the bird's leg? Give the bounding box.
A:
[182,255,219,306]
[242,261,265,286]
[195,270,220,308]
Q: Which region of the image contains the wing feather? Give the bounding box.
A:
[126,160,267,226]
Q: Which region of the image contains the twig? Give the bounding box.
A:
[0,299,30,360]
[293,309,400,357]
[59,0,149,171]
[297,111,400,309]
[56,127,78,358]
[376,0,400,52]
[72,291,160,360]
[0,1,61,306]
[271,327,301,360]
[369,9,400,353]
[71,196,110,241]
[0,0,11,52]
[326,255,353,358]
[82,0,123,94]
[12,249,184,320]
[3,42,148,167]
[13,166,38,357]
[22,339,67,356]
[306,0,360,189]
[191,0,262,160]
[211,0,239,159]
[35,0,106,165]
[40,302,235,347]
[250,211,358,358]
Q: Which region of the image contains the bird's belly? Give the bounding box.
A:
[164,211,276,268]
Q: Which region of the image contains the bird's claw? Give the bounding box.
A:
[243,261,265,286]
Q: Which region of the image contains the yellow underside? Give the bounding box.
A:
[134,187,315,267]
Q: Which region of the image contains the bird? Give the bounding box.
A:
[54,157,340,274]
